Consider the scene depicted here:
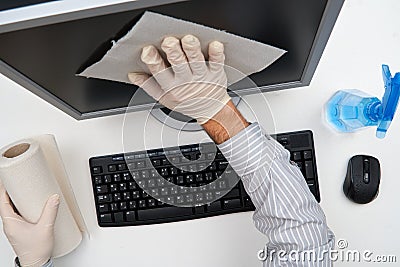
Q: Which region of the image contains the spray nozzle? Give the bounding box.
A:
[376,65,400,138]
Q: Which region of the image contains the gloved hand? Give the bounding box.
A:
[0,181,59,267]
[128,34,231,124]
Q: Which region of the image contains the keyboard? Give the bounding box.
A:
[89,130,320,227]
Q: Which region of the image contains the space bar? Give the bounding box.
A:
[137,207,193,221]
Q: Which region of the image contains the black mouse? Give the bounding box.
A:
[343,155,381,204]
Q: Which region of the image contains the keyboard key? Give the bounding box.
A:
[98,194,112,203]
[128,201,137,209]
[123,192,131,200]
[94,176,102,185]
[205,192,213,201]
[103,175,111,183]
[150,188,159,197]
[304,161,314,179]
[157,178,166,187]
[195,193,204,202]
[129,182,137,190]
[119,183,127,191]
[112,156,124,161]
[223,199,241,209]
[224,188,240,199]
[92,166,102,174]
[169,167,178,175]
[113,193,121,201]
[138,200,147,208]
[114,212,124,223]
[125,211,136,222]
[218,180,227,189]
[113,174,121,182]
[118,163,126,171]
[99,204,109,213]
[152,159,160,167]
[148,179,156,188]
[137,207,193,221]
[170,187,178,195]
[108,165,117,172]
[120,202,127,210]
[176,195,184,204]
[141,170,149,179]
[303,150,312,159]
[182,194,192,203]
[195,173,203,182]
[135,161,144,168]
[110,184,118,192]
[308,183,317,196]
[170,156,180,164]
[122,173,131,181]
[194,206,205,214]
[150,169,158,178]
[132,191,140,199]
[148,199,156,207]
[205,173,213,181]
[96,185,108,194]
[206,153,215,160]
[110,203,118,212]
[244,196,254,208]
[100,213,112,223]
[185,174,194,183]
[207,201,222,212]
[218,161,229,170]
[209,163,217,171]
[176,176,184,185]
[293,152,302,161]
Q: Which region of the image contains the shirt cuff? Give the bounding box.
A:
[217,122,288,193]
[15,258,54,267]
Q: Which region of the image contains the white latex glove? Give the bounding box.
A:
[128,34,231,124]
[0,181,59,267]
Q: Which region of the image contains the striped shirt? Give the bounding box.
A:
[218,123,335,266]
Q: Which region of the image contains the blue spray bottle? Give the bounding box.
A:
[326,65,400,138]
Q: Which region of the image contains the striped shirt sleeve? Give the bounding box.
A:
[15,258,54,267]
[218,123,335,266]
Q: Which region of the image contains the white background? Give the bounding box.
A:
[1,0,400,266]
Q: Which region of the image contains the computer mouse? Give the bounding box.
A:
[343,155,381,204]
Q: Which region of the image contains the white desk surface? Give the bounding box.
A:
[1,0,400,266]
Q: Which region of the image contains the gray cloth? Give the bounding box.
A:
[218,123,335,266]
[30,122,334,267]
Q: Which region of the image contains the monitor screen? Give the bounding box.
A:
[0,0,344,119]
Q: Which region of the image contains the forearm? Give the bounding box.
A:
[202,100,249,144]
[205,104,335,264]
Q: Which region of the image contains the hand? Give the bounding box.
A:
[128,34,231,125]
[0,182,60,267]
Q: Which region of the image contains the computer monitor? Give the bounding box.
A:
[0,0,344,120]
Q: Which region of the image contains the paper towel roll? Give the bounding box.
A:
[0,135,84,258]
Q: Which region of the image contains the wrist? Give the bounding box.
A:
[202,100,250,144]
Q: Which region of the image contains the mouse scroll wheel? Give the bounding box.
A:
[363,159,370,183]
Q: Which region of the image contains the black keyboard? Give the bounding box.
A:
[89,130,320,227]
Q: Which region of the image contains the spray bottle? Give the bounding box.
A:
[326,65,400,138]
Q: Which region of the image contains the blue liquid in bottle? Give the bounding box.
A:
[326,65,400,138]
[326,89,382,133]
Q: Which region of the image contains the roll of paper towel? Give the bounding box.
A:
[0,135,86,257]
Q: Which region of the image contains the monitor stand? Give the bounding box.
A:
[150,96,241,131]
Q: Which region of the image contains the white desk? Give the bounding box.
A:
[1,0,400,266]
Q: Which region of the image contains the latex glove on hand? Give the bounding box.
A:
[128,34,231,124]
[0,181,59,267]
